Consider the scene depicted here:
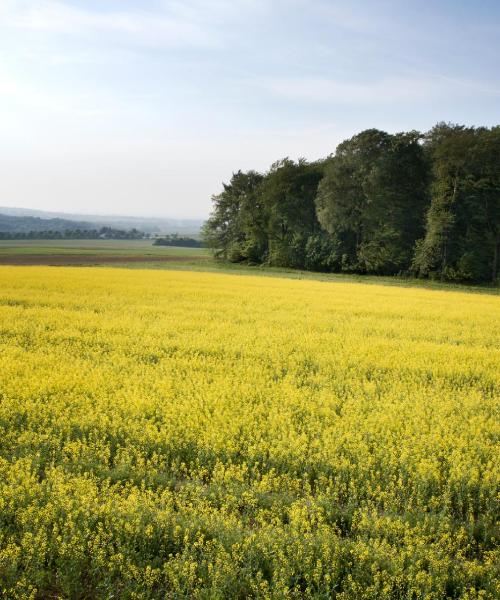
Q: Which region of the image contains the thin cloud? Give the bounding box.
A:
[306,0,386,32]
[253,74,500,105]
[1,0,217,48]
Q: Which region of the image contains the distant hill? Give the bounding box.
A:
[0,213,95,233]
[0,207,204,235]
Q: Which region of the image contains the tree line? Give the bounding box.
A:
[0,227,145,240]
[203,123,500,283]
[153,234,203,247]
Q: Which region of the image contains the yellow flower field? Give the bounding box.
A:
[0,266,498,599]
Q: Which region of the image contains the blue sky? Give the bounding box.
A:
[0,0,499,218]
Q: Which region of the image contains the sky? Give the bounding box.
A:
[0,0,499,219]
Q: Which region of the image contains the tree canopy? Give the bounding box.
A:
[203,124,500,283]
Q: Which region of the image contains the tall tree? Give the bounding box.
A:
[477,127,500,282]
[202,170,263,261]
[359,131,430,273]
[259,158,325,268]
[316,129,429,274]
[413,124,500,282]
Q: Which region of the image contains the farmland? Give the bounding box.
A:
[0,266,499,599]
[0,240,209,267]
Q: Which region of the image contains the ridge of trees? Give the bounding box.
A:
[203,123,500,283]
[0,227,145,240]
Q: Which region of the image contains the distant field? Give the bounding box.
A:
[0,239,210,266]
[0,266,498,598]
[0,239,209,255]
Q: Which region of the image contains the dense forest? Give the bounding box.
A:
[203,123,500,283]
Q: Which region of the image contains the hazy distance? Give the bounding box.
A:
[1,0,499,219]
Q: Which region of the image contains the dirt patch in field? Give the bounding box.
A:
[0,254,206,266]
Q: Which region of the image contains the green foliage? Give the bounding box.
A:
[304,233,341,271]
[413,124,500,283]
[203,124,499,283]
[260,158,325,268]
[153,234,203,248]
[316,129,430,275]
[202,170,265,261]
[203,160,326,269]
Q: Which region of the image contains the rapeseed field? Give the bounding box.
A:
[0,266,498,599]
